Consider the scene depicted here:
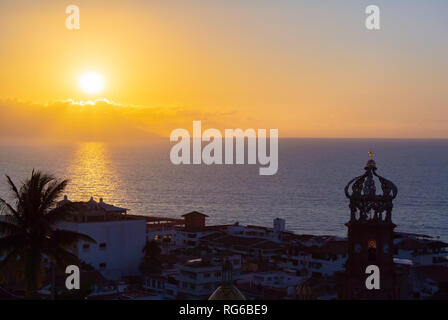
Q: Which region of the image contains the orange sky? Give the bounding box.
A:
[0,0,447,141]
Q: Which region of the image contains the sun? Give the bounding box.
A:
[79,72,105,95]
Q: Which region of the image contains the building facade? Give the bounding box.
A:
[57,196,146,280]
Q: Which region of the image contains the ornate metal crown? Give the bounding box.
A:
[344,150,398,223]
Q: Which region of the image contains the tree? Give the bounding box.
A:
[143,239,161,259]
[0,170,95,298]
[140,240,162,274]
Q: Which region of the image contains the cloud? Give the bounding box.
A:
[0,99,239,144]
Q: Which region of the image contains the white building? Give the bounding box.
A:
[57,196,146,280]
[239,271,301,291]
[175,255,242,300]
[281,240,347,277]
[235,271,303,300]
[146,211,228,253]
[226,218,287,243]
[146,215,290,255]
[394,235,448,267]
[142,268,179,299]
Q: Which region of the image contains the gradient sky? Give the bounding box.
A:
[0,0,447,140]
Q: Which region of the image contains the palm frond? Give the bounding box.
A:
[39,179,69,214]
[0,217,22,236]
[44,202,82,225]
[52,229,96,247]
[0,197,23,226]
[5,175,20,201]
[44,245,79,267]
[0,234,28,254]
[19,171,49,216]
[0,197,18,216]
[0,248,24,283]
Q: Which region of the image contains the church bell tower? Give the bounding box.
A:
[343,150,399,299]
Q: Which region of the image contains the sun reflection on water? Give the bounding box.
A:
[65,142,124,204]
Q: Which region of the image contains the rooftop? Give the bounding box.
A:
[182,211,209,218]
[58,196,138,222]
[413,265,448,283]
[395,238,448,251]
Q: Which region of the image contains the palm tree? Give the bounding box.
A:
[0,170,95,298]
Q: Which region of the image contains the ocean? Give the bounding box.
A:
[0,139,447,241]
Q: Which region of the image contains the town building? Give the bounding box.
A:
[209,260,245,300]
[394,233,448,266]
[237,271,302,299]
[175,255,242,300]
[57,196,147,280]
[281,240,347,277]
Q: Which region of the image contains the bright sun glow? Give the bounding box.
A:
[79,72,105,94]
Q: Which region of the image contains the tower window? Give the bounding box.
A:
[368,240,377,261]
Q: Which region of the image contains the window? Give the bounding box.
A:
[99,242,107,250]
[82,244,90,251]
[99,263,107,269]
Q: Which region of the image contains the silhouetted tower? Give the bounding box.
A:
[343,150,399,299]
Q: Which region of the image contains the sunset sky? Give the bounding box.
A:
[0,0,447,141]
